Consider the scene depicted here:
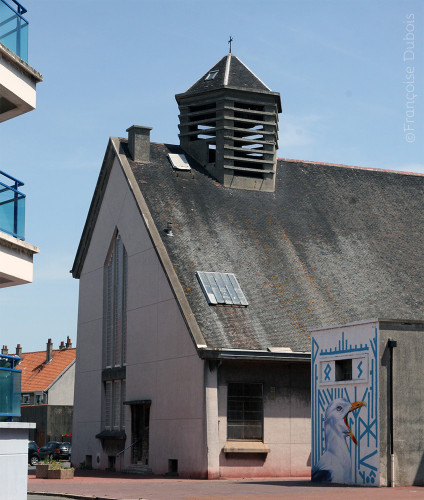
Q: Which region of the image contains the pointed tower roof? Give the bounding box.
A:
[176,52,282,192]
[182,54,280,109]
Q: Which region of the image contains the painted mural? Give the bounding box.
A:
[311,323,379,485]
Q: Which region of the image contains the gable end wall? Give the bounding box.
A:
[72,153,207,476]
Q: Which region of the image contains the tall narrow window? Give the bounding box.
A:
[104,233,128,367]
[105,381,112,429]
[102,232,128,433]
[227,383,263,440]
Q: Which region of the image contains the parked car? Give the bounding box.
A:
[28,441,40,466]
[38,441,71,461]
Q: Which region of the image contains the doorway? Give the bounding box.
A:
[131,402,150,465]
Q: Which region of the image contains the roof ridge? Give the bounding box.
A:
[231,54,272,91]
[21,347,76,355]
[278,157,424,177]
[224,53,231,86]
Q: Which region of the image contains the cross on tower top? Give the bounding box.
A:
[228,36,233,53]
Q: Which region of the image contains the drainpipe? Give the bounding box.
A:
[387,338,397,487]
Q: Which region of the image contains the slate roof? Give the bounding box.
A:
[125,142,424,353]
[182,53,272,96]
[19,348,76,392]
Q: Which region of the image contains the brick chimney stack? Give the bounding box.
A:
[1,345,8,355]
[59,341,65,350]
[46,339,53,363]
[126,125,152,163]
[66,336,72,348]
[16,344,22,357]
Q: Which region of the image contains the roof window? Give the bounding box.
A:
[168,153,191,171]
[205,70,219,81]
[196,272,248,306]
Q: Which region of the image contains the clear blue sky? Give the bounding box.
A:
[1,0,422,353]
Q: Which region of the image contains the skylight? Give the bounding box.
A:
[205,70,219,81]
[196,272,248,306]
[168,153,191,171]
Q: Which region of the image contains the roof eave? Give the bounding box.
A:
[71,139,116,279]
[199,348,311,362]
[175,86,282,112]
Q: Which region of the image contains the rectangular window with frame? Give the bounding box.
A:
[104,379,126,431]
[22,394,30,405]
[227,382,263,441]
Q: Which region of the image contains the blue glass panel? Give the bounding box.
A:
[0,182,25,239]
[0,170,25,239]
[0,1,29,62]
[0,369,21,417]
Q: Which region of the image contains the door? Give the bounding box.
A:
[131,403,150,465]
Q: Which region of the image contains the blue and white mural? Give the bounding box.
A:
[311,322,379,486]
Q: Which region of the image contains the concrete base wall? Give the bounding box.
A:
[0,422,35,500]
[218,360,311,478]
[379,322,424,486]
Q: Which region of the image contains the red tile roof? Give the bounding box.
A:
[18,348,76,392]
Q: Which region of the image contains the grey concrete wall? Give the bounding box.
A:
[47,406,73,442]
[217,360,311,477]
[73,156,207,476]
[20,405,48,444]
[48,362,75,405]
[20,405,72,444]
[379,324,424,486]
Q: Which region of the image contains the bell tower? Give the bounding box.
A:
[176,53,282,192]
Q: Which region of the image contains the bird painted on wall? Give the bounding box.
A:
[312,398,365,483]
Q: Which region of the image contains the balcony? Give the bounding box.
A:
[0,354,21,419]
[0,0,28,62]
[0,170,25,240]
[0,0,41,123]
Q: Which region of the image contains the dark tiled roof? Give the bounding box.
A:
[183,53,271,96]
[127,142,424,352]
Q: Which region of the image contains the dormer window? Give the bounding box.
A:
[205,70,219,81]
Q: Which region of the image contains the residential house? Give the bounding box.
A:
[0,2,42,497]
[71,52,423,478]
[7,339,76,445]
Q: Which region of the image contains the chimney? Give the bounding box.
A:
[1,345,8,355]
[16,344,22,357]
[46,339,53,363]
[66,336,72,348]
[59,341,65,350]
[126,125,152,163]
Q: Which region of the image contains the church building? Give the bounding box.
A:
[71,52,423,478]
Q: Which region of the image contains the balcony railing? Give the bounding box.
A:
[0,0,28,62]
[0,170,25,240]
[0,354,21,419]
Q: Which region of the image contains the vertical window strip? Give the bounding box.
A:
[105,258,113,367]
[103,233,128,431]
[113,380,121,429]
[122,248,128,365]
[105,381,112,429]
[121,380,126,429]
[114,236,123,366]
[104,233,128,368]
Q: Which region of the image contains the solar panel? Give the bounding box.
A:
[196,272,248,306]
[168,153,191,171]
